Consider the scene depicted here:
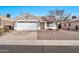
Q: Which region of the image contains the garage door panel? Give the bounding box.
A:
[16,23,37,30]
[26,23,37,30]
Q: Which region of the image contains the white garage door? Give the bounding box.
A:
[16,22,38,30]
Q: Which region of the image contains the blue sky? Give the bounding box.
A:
[0,6,79,18]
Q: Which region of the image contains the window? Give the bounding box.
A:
[18,21,37,23]
[32,21,37,23]
[47,22,52,27]
[18,21,27,23]
[27,21,32,23]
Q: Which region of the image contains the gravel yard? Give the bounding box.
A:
[0,29,79,40]
[37,29,79,40]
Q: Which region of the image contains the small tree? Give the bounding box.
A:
[48,9,70,29]
[6,14,11,18]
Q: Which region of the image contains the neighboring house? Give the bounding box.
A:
[61,19,79,30]
[69,19,79,30]
[14,13,57,30]
[0,16,15,29]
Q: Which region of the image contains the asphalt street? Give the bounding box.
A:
[0,45,79,53]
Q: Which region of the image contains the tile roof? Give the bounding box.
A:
[15,13,55,22]
[15,13,43,21]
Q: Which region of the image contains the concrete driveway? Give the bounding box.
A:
[0,30,37,40]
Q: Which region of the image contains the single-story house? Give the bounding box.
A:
[0,16,15,30]
[69,19,79,30]
[61,19,79,30]
[14,13,57,30]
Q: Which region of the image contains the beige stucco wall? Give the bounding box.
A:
[1,20,15,26]
[61,23,69,29]
[0,16,15,27]
[37,22,57,30]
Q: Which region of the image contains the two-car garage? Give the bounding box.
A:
[14,14,40,30]
[14,20,38,30]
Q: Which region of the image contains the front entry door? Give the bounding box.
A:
[40,22,45,29]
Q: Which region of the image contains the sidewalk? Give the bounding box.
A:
[0,40,79,46]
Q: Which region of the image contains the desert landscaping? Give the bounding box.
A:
[37,29,79,40]
[0,29,79,46]
[1,29,79,40]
